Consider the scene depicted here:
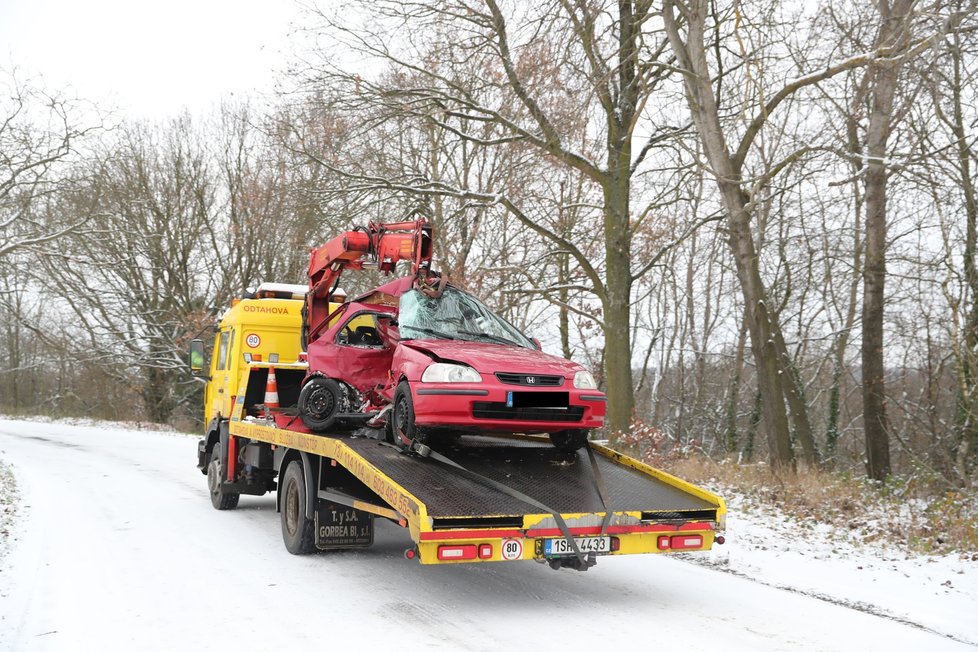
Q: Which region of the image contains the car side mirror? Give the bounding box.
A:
[531,338,542,350]
[189,339,206,376]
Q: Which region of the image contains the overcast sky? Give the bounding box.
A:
[0,0,304,119]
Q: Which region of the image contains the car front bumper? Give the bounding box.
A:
[411,383,606,432]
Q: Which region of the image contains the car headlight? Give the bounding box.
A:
[421,362,482,383]
[573,370,598,389]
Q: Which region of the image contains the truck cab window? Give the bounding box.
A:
[216,331,230,371]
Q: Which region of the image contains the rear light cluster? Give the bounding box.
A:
[657,534,704,551]
[437,543,495,561]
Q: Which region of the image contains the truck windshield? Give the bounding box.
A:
[398,287,534,348]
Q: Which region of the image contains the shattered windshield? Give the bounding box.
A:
[398,287,534,348]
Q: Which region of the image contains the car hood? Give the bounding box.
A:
[401,339,584,376]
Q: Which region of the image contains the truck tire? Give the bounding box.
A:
[298,376,343,432]
[549,429,589,452]
[208,444,240,510]
[280,460,316,554]
[392,381,426,448]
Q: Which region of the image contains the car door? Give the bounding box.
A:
[332,312,395,393]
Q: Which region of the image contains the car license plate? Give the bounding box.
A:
[544,536,611,556]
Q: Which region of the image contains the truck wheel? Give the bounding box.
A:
[298,376,342,431]
[392,381,426,448]
[281,460,316,554]
[208,444,240,510]
[549,429,589,452]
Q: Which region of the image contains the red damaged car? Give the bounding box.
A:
[299,276,606,451]
[296,218,605,451]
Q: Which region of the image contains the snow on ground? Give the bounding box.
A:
[681,491,978,644]
[0,416,975,651]
[0,458,17,564]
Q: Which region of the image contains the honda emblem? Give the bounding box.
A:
[526,376,536,384]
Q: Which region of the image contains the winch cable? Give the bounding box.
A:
[585,442,614,536]
[382,440,592,569]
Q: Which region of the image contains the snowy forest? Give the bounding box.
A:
[2,0,978,490]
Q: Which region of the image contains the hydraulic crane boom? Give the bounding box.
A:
[305,218,434,346]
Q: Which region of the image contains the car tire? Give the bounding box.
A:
[392,381,426,448]
[208,443,240,510]
[549,429,589,452]
[280,460,316,555]
[298,376,342,432]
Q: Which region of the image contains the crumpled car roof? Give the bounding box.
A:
[351,276,415,304]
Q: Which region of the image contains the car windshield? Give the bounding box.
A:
[398,287,534,348]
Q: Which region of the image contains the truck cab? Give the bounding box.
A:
[201,283,306,423]
[190,282,346,459]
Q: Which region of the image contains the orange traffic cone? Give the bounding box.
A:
[264,366,280,412]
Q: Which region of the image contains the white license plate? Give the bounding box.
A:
[544,536,611,556]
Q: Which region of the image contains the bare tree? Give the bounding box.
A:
[660,0,972,471]
[37,118,217,423]
[0,70,99,262]
[925,3,978,479]
[857,0,919,481]
[286,0,699,436]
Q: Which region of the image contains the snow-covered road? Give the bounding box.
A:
[0,418,973,651]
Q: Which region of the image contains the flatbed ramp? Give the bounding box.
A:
[342,435,715,519]
[229,419,724,567]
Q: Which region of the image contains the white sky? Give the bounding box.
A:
[0,0,304,119]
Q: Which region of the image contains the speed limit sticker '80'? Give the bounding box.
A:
[501,538,523,561]
[245,333,261,348]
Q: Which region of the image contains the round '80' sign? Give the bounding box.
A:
[501,538,523,560]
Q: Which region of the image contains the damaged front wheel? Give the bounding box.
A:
[298,376,343,432]
[391,381,426,448]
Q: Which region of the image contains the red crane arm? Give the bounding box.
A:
[305,218,433,345]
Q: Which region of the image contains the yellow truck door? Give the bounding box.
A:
[205,327,234,422]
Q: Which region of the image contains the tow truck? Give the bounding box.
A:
[188,220,726,570]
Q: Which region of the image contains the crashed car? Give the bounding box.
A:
[299,276,607,450]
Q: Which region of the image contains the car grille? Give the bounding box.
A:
[494,372,564,387]
[472,402,584,422]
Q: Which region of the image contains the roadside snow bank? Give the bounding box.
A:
[0,414,184,434]
[683,490,978,645]
[0,459,19,563]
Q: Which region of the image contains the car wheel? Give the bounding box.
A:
[392,381,426,448]
[280,460,316,554]
[298,376,342,432]
[549,429,589,452]
[208,443,240,510]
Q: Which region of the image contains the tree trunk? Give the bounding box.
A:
[861,1,913,481]
[601,1,639,439]
[862,114,893,482]
[773,328,819,466]
[559,253,572,360]
[601,179,635,439]
[947,27,978,476]
[727,204,795,468]
[827,111,865,463]
[725,308,749,453]
[661,0,794,468]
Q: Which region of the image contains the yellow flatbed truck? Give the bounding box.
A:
[190,283,726,570]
